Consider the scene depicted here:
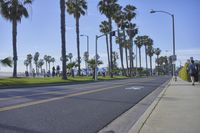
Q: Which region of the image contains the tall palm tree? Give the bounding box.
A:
[124,5,137,76]
[38,59,44,73]
[44,55,48,72]
[99,20,110,75]
[134,36,143,68]
[0,0,32,77]
[155,48,161,66]
[98,0,119,78]
[146,45,154,76]
[113,8,128,76]
[51,57,55,67]
[66,0,87,76]
[27,54,32,73]
[60,0,67,80]
[126,23,137,76]
[46,55,52,72]
[34,52,40,74]
[141,35,149,73]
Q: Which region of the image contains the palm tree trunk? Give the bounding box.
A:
[108,17,113,78]
[129,38,133,77]
[12,19,18,78]
[45,61,48,72]
[117,30,125,76]
[139,47,142,68]
[125,47,129,76]
[105,35,110,76]
[150,56,152,76]
[145,45,148,76]
[76,16,81,76]
[60,0,67,80]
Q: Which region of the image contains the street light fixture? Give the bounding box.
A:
[80,34,89,76]
[150,9,176,79]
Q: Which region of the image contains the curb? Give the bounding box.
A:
[128,78,172,133]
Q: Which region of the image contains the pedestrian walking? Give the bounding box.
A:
[187,60,197,85]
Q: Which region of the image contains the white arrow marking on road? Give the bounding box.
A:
[125,86,144,90]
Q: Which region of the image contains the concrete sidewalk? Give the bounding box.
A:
[129,78,200,133]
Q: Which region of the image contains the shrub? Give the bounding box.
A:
[178,63,190,81]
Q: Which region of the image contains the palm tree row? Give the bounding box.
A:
[134,35,161,76]
[1,0,163,79]
[98,0,138,77]
[24,53,55,76]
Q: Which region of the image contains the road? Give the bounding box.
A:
[0,76,170,133]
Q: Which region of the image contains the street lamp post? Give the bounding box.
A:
[150,10,176,78]
[80,34,89,76]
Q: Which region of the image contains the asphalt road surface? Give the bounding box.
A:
[0,76,170,133]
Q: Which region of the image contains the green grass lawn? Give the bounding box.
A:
[0,76,128,87]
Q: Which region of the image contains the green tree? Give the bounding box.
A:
[0,0,32,77]
[87,59,103,79]
[66,0,87,76]
[154,48,161,66]
[44,55,48,72]
[98,0,119,78]
[99,20,110,75]
[146,45,154,76]
[38,59,44,73]
[134,36,143,68]
[27,54,33,73]
[34,52,40,74]
[60,0,67,79]
[124,5,137,76]
[51,57,55,67]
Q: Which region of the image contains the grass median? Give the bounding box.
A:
[0,76,128,87]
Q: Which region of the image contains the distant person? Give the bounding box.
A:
[187,60,197,85]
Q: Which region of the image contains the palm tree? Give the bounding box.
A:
[44,55,48,72]
[60,0,67,80]
[87,59,103,79]
[134,36,143,68]
[46,56,52,72]
[142,35,151,75]
[113,8,127,76]
[98,0,119,78]
[0,0,32,77]
[99,20,110,75]
[66,0,87,76]
[68,53,73,63]
[34,52,40,74]
[146,45,155,76]
[0,57,12,67]
[24,59,29,72]
[27,54,32,73]
[155,48,161,66]
[126,23,137,76]
[51,57,55,67]
[38,59,44,73]
[124,5,137,76]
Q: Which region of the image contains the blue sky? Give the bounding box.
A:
[1,0,200,72]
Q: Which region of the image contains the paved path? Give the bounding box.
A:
[0,76,170,133]
[129,78,200,133]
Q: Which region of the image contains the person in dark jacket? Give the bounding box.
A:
[187,60,197,85]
